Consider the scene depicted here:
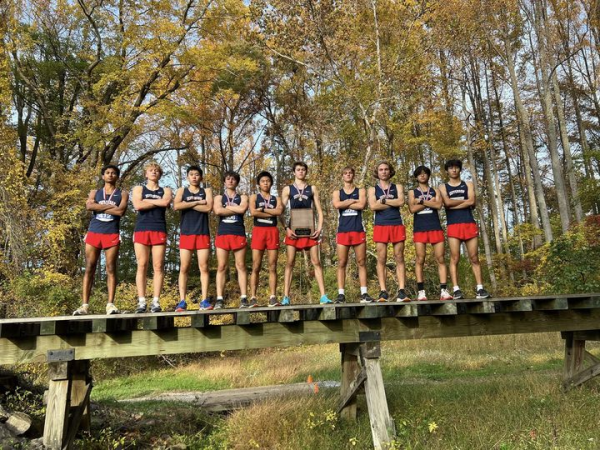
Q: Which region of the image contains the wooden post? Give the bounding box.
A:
[43,362,72,449]
[339,343,361,421]
[69,360,91,432]
[361,342,395,450]
[563,332,585,382]
[562,331,600,391]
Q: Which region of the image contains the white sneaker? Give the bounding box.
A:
[73,305,89,316]
[105,303,120,315]
[417,290,427,301]
[440,289,453,301]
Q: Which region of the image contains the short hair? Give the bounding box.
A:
[413,166,431,179]
[143,161,163,177]
[342,166,355,175]
[101,164,120,177]
[373,161,396,179]
[292,161,308,172]
[444,159,463,171]
[223,170,241,184]
[186,165,203,176]
[256,171,273,185]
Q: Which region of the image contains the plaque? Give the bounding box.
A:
[290,209,314,236]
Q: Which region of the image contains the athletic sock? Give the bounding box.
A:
[217,296,224,301]
[417,282,424,291]
[476,284,483,291]
[440,284,447,290]
[453,286,460,293]
[138,297,146,305]
[338,289,345,295]
[151,297,160,306]
[360,286,368,295]
[241,295,247,299]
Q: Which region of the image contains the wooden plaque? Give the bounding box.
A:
[290,209,314,236]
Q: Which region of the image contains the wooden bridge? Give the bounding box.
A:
[1,293,600,449]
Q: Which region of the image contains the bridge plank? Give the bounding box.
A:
[533,298,568,310]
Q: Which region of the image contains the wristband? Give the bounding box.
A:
[381,198,386,205]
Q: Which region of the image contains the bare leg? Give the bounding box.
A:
[284,245,297,297]
[267,249,278,297]
[309,245,326,297]
[376,242,388,291]
[448,237,462,287]
[393,241,406,289]
[233,246,247,297]
[104,244,119,303]
[197,249,210,300]
[250,249,264,298]
[151,244,166,298]
[337,244,350,290]
[82,244,101,305]
[216,247,230,298]
[355,242,368,288]
[134,243,150,298]
[179,248,192,301]
[465,236,483,285]
[415,242,426,283]
[433,241,448,285]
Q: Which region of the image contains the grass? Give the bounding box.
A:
[79,333,600,449]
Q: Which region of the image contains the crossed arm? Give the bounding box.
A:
[332,188,367,210]
[439,182,476,209]
[86,190,129,217]
[213,194,249,216]
[173,187,213,212]
[368,184,405,211]
[408,188,443,214]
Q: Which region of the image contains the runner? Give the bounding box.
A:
[249,171,283,307]
[368,161,410,302]
[280,161,332,305]
[74,165,128,315]
[332,167,373,303]
[213,171,249,309]
[173,165,213,312]
[132,162,172,313]
[439,159,491,299]
[407,166,453,302]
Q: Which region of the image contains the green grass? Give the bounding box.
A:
[76,334,600,449]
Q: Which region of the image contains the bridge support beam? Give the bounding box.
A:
[43,357,91,450]
[562,331,600,391]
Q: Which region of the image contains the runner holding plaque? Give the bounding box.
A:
[280,161,332,305]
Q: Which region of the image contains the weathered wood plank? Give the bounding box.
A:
[141,316,175,330]
[394,304,418,317]
[235,312,250,326]
[572,330,600,341]
[465,301,495,315]
[41,320,92,336]
[499,299,532,312]
[567,297,600,309]
[533,298,568,310]
[338,343,362,421]
[563,361,600,391]
[319,307,337,321]
[92,318,139,333]
[43,362,71,450]
[0,322,41,338]
[363,357,395,450]
[357,305,389,319]
[338,366,366,416]
[429,303,458,316]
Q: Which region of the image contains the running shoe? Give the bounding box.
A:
[240,297,250,308]
[417,290,427,301]
[150,302,162,313]
[135,303,147,314]
[360,293,374,303]
[73,305,89,316]
[440,289,453,301]
[105,303,120,315]
[214,299,225,310]
[200,299,213,311]
[249,298,259,308]
[396,290,411,303]
[320,295,333,304]
[453,289,464,300]
[476,288,491,299]
[281,296,291,306]
[268,296,281,307]
[377,290,389,302]
[175,300,187,312]
[335,294,346,304]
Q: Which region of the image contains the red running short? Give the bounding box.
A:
[180,234,210,250]
[447,223,479,241]
[134,231,167,246]
[284,235,319,250]
[251,227,280,251]
[85,232,120,249]
[337,231,366,246]
[215,234,247,251]
[413,230,445,244]
[373,225,406,244]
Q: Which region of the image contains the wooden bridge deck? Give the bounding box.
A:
[1,293,599,365]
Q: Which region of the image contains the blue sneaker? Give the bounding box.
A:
[200,299,213,311]
[281,296,290,306]
[175,300,187,312]
[320,295,333,304]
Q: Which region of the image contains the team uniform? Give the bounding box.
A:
[445,181,478,241]
[85,188,123,249]
[412,187,444,244]
[216,192,247,251]
[251,194,280,251]
[179,187,210,250]
[284,184,319,250]
[336,188,366,246]
[373,183,406,243]
[133,186,168,245]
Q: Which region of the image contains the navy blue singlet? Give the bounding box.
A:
[413,187,442,232]
[180,187,209,236]
[88,188,122,234]
[254,194,278,227]
[445,181,475,225]
[217,192,245,237]
[135,186,167,233]
[338,187,364,233]
[374,183,403,226]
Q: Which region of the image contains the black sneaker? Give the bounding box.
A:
[268,296,281,307]
[396,289,411,303]
[135,303,147,313]
[240,298,249,308]
[249,298,259,308]
[453,289,464,300]
[476,288,491,299]
[335,293,346,303]
[214,299,225,310]
[360,293,374,303]
[150,303,162,313]
[377,290,389,302]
